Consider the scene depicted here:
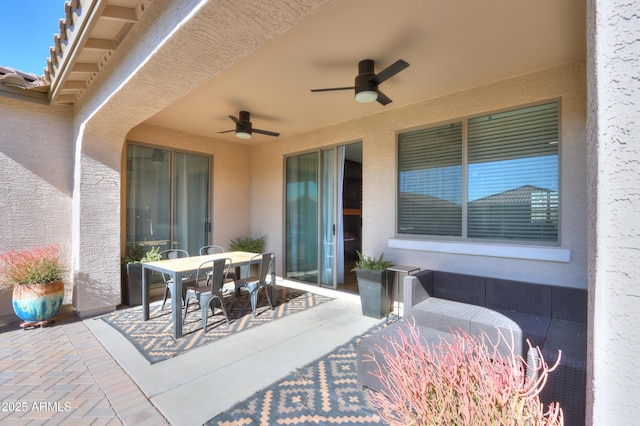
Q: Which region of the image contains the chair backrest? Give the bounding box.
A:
[158,249,189,260]
[157,249,190,283]
[241,252,273,283]
[197,257,231,292]
[255,252,273,283]
[200,245,225,255]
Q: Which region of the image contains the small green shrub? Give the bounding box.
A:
[352,251,393,272]
[139,246,161,263]
[229,236,266,253]
[123,244,160,264]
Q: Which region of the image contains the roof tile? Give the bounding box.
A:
[0,66,49,91]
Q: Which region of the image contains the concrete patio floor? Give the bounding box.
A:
[0,279,382,425]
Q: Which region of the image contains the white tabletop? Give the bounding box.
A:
[144,251,258,274]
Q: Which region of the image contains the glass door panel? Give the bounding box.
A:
[173,152,210,255]
[320,149,335,287]
[126,144,210,256]
[285,152,319,283]
[126,145,171,251]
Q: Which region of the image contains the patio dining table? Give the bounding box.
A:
[142,251,276,339]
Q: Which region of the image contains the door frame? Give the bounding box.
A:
[124,141,212,256]
[283,141,362,289]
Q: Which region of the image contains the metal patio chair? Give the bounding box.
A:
[159,249,196,311]
[183,257,233,330]
[232,252,275,317]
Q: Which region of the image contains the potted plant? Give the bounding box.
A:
[0,245,65,325]
[229,236,266,253]
[352,251,393,319]
[229,236,267,278]
[121,244,160,307]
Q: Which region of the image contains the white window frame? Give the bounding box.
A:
[393,101,567,261]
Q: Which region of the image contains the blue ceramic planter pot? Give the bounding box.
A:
[12,281,64,322]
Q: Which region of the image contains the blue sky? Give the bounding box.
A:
[0,1,67,75]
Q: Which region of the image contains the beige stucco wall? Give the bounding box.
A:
[587,0,640,423]
[0,96,74,322]
[253,61,587,288]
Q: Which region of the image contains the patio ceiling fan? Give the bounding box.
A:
[218,111,280,139]
[311,59,409,106]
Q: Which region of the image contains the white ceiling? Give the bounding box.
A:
[143,0,586,144]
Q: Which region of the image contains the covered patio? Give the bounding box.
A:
[1,0,639,424]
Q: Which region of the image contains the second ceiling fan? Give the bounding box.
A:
[219,111,280,139]
[311,59,409,105]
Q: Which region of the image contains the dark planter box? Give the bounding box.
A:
[356,269,392,319]
[121,263,143,307]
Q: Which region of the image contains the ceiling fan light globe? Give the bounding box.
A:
[355,90,378,103]
[236,131,251,139]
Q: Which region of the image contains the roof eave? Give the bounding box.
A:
[0,84,50,105]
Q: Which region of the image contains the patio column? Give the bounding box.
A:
[586,0,640,424]
[71,124,123,318]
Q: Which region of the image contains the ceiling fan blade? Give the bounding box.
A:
[229,115,240,124]
[310,86,355,92]
[376,90,392,106]
[253,128,280,137]
[218,129,235,134]
[370,59,409,85]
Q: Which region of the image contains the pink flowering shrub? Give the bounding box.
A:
[0,245,64,290]
[367,320,563,425]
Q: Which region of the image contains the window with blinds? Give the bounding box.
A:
[397,101,559,244]
[398,122,463,236]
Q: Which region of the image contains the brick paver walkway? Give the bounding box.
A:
[0,308,168,425]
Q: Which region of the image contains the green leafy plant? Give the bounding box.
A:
[140,246,161,263]
[367,320,563,425]
[0,245,65,291]
[352,251,393,272]
[229,236,266,253]
[122,244,161,264]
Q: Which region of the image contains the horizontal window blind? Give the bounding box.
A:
[397,102,559,244]
[398,122,462,236]
[467,102,558,242]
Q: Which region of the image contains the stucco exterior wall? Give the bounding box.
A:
[0,97,73,321]
[126,124,252,249]
[587,0,640,423]
[252,61,587,288]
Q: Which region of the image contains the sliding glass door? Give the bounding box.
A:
[286,147,352,288]
[126,144,210,255]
